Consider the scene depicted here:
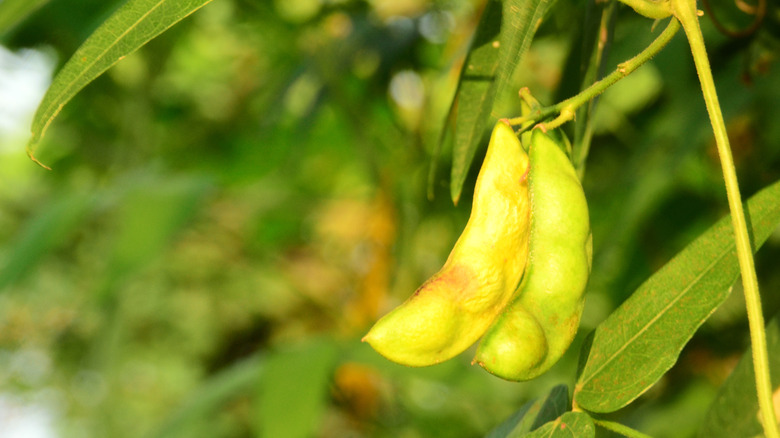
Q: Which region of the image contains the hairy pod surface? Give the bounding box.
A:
[363,121,531,366]
[475,128,591,381]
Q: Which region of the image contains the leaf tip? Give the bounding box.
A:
[451,187,461,206]
[26,147,52,171]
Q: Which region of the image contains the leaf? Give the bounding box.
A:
[449,0,553,204]
[493,0,551,104]
[26,0,214,164]
[0,192,92,291]
[0,0,49,36]
[448,0,502,205]
[697,311,780,438]
[523,412,595,438]
[487,385,569,438]
[149,354,264,438]
[427,105,454,201]
[89,176,211,364]
[574,179,780,412]
[570,1,617,176]
[257,338,340,438]
[107,176,211,278]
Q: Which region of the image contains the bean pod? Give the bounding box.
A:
[474,128,591,381]
[362,121,531,366]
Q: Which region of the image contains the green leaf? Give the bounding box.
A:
[523,412,595,438]
[107,176,211,278]
[427,107,454,201]
[570,1,617,176]
[149,354,264,438]
[257,338,340,438]
[26,0,214,163]
[0,0,49,36]
[448,0,553,204]
[697,311,780,438]
[448,0,502,205]
[574,179,780,413]
[0,192,92,291]
[89,176,211,365]
[493,0,551,104]
[487,385,569,438]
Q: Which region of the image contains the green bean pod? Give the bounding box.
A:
[363,121,531,367]
[474,128,591,381]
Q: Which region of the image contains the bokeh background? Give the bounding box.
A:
[1,0,780,437]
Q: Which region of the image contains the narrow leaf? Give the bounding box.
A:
[26,0,214,163]
[697,312,780,438]
[487,385,569,438]
[448,0,502,204]
[0,0,49,36]
[574,179,780,413]
[571,1,617,176]
[427,105,454,201]
[449,0,553,204]
[523,412,595,438]
[493,0,550,103]
[0,192,92,291]
[258,338,340,438]
[149,354,263,438]
[107,176,211,277]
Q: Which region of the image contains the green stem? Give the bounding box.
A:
[616,0,672,19]
[572,1,618,178]
[671,1,779,437]
[507,18,680,131]
[593,419,653,438]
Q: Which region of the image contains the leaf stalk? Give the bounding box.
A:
[507,18,680,132]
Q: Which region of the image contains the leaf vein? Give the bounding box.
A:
[40,0,167,129]
[581,241,732,385]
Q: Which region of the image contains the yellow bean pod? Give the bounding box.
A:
[362,120,531,366]
[474,128,591,381]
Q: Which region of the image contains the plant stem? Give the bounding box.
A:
[593,419,653,438]
[672,0,779,437]
[616,0,672,19]
[572,1,618,178]
[507,18,680,131]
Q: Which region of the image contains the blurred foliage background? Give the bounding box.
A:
[1,0,780,437]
